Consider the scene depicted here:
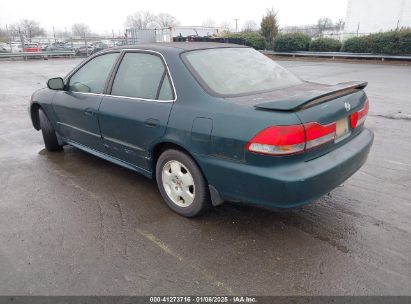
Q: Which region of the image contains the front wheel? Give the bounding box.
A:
[155,149,210,217]
[38,108,63,152]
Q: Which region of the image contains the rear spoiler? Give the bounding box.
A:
[254,81,368,111]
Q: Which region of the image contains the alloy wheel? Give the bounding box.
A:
[162,160,195,207]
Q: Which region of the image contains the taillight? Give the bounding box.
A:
[247,122,336,156]
[304,122,336,149]
[350,99,369,129]
[246,125,305,155]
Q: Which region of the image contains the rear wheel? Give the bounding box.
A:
[38,108,62,152]
[156,149,210,217]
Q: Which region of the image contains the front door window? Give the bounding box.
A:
[69,53,119,94]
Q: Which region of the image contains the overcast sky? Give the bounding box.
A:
[1,0,348,34]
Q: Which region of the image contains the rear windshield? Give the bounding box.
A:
[183,47,302,97]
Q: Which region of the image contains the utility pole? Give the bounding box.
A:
[234,19,239,33]
[84,33,89,57]
[53,26,56,43]
[5,24,12,52]
[18,27,24,51]
[18,27,26,59]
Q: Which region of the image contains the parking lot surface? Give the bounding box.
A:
[0,58,410,295]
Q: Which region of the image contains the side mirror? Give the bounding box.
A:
[47,77,65,90]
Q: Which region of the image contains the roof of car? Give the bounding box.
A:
[112,42,248,52]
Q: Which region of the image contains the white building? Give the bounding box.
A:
[344,0,411,39]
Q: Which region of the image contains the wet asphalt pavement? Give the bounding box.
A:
[0,58,410,295]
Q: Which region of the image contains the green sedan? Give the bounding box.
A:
[29,43,373,217]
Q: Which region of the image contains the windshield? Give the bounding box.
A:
[183,47,303,97]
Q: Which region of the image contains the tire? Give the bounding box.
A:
[38,108,63,152]
[156,149,210,217]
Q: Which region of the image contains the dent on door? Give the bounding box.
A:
[98,97,173,170]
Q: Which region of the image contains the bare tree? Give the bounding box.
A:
[6,24,19,42]
[260,9,279,48]
[72,23,91,37]
[202,18,216,27]
[0,27,7,42]
[242,20,258,32]
[220,21,233,33]
[335,19,345,31]
[317,17,333,37]
[17,19,45,42]
[156,13,179,28]
[125,11,158,29]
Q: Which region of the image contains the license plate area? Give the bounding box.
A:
[335,117,350,141]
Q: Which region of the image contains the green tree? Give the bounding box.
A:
[260,9,279,49]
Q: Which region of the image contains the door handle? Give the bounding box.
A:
[144,118,159,128]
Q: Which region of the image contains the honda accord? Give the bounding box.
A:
[29,43,374,217]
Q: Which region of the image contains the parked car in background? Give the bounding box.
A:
[29,43,373,217]
[46,43,74,52]
[8,43,23,53]
[71,42,85,51]
[24,43,41,52]
[75,45,94,56]
[40,43,49,51]
[0,43,10,53]
[91,42,108,54]
[105,40,117,48]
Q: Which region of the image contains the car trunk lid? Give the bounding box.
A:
[252,81,367,112]
[227,81,369,158]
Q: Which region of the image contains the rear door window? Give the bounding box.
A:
[158,74,174,100]
[111,52,173,100]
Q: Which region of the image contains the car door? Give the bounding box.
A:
[98,51,175,170]
[52,52,119,152]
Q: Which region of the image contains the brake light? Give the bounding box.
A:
[247,122,336,156]
[350,99,369,128]
[246,125,305,155]
[304,122,336,149]
[350,112,359,129]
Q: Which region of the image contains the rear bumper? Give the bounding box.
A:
[197,128,374,208]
